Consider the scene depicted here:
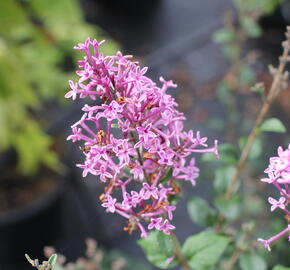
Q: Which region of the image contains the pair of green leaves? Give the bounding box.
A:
[138,231,229,270]
[187,194,241,226]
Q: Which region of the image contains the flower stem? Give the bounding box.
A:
[170,233,191,270]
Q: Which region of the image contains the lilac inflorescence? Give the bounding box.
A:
[258,144,290,251]
[66,38,219,238]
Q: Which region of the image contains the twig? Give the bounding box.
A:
[223,249,243,270]
[225,26,290,198]
[170,233,191,270]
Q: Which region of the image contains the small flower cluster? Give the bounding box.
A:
[66,38,219,238]
[258,144,290,251]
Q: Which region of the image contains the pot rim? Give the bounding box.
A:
[0,176,66,226]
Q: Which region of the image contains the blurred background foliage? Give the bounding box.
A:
[0,0,118,175]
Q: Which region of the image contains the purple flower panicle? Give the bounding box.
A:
[66,38,218,238]
[258,144,290,250]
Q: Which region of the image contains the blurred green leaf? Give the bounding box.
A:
[260,118,286,133]
[0,0,30,39]
[222,44,240,60]
[182,231,229,270]
[25,254,34,266]
[206,118,226,132]
[212,28,236,44]
[13,121,59,175]
[239,65,255,87]
[168,194,181,206]
[218,144,239,165]
[0,0,119,176]
[217,82,231,105]
[243,195,265,215]
[238,137,262,160]
[214,166,236,193]
[215,195,241,221]
[48,254,58,266]
[187,197,216,227]
[138,231,177,269]
[273,265,290,270]
[29,0,119,54]
[239,252,267,270]
[241,16,262,38]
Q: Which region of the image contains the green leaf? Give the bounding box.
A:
[48,254,58,266]
[206,118,226,132]
[241,16,262,38]
[182,231,229,270]
[273,265,290,270]
[218,144,239,165]
[201,152,218,162]
[13,121,59,175]
[215,195,241,221]
[239,252,267,270]
[217,82,231,105]
[260,118,286,133]
[243,195,264,215]
[212,28,235,44]
[213,166,236,193]
[222,44,240,60]
[239,65,255,87]
[238,137,262,160]
[250,82,265,93]
[168,194,181,206]
[25,254,34,266]
[138,231,177,269]
[187,197,216,227]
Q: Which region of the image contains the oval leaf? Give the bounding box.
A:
[215,195,241,221]
[218,144,239,165]
[138,231,177,269]
[212,28,235,44]
[182,231,229,270]
[239,252,267,270]
[260,118,286,133]
[187,197,216,227]
[213,166,235,193]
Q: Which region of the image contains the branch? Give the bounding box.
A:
[170,233,191,270]
[225,26,290,198]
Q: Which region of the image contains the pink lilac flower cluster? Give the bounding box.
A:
[66,38,219,238]
[258,144,290,251]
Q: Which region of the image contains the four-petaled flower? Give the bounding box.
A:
[268,197,286,212]
[148,217,163,230]
[102,195,117,213]
[159,219,176,235]
[143,183,159,200]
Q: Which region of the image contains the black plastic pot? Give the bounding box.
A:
[0,176,66,270]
